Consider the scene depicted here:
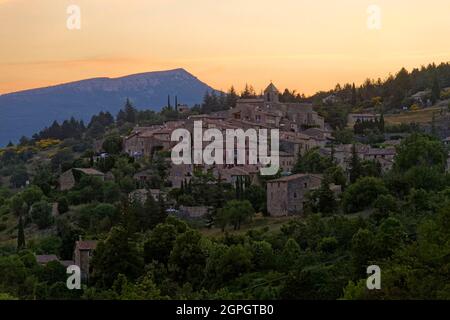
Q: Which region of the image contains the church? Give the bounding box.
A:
[230,83,325,132]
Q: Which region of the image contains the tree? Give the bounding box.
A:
[351,228,377,276]
[349,144,362,183]
[342,177,388,213]
[217,200,254,230]
[394,134,446,172]
[91,226,144,288]
[316,178,337,215]
[30,200,53,229]
[17,216,25,251]
[243,185,266,213]
[10,168,29,188]
[144,223,178,264]
[57,197,69,214]
[280,238,301,270]
[102,136,123,155]
[21,186,44,209]
[351,83,357,106]
[168,229,206,288]
[431,74,441,103]
[293,148,333,174]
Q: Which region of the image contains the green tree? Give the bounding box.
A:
[102,135,123,155]
[21,186,44,209]
[168,229,206,288]
[57,197,69,214]
[342,177,388,213]
[217,200,254,230]
[394,134,446,172]
[349,144,362,183]
[91,226,144,288]
[17,216,26,251]
[30,200,53,229]
[144,223,178,264]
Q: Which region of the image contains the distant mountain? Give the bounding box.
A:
[0,68,216,146]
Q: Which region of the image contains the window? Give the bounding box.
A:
[293,192,297,198]
[304,182,307,188]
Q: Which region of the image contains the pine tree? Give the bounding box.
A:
[17,215,25,251]
[124,98,137,123]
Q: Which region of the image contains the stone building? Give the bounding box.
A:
[74,240,98,282]
[267,174,323,216]
[279,152,295,173]
[231,83,324,130]
[59,168,105,191]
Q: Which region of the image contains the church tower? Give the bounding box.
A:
[264,82,280,103]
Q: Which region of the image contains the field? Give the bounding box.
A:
[385,106,443,125]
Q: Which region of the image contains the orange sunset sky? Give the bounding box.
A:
[1,0,450,96]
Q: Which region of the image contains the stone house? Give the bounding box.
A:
[363,147,396,162]
[169,164,194,188]
[267,174,323,216]
[179,206,210,218]
[129,188,164,204]
[279,152,295,173]
[59,168,105,191]
[347,113,380,126]
[74,240,98,282]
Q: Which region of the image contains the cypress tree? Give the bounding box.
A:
[349,144,362,183]
[17,215,26,251]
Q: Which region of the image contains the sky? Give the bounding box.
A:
[1,0,450,96]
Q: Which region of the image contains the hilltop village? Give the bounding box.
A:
[121,83,403,217]
[1,64,450,300]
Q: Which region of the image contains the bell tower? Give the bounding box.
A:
[264,82,279,103]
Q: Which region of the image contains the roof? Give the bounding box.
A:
[366,148,396,156]
[264,82,279,94]
[268,173,323,183]
[74,168,104,176]
[349,113,379,117]
[279,151,295,157]
[35,254,59,264]
[75,240,98,251]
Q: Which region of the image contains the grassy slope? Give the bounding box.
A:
[385,100,449,125]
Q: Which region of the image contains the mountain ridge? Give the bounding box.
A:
[0,68,216,146]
